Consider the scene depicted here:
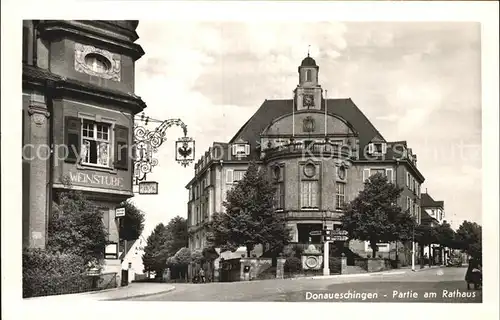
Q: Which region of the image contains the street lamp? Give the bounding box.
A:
[411,195,418,272]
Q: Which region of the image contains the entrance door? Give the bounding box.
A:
[297,223,323,243]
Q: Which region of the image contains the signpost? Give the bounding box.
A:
[321,229,349,276]
[115,207,126,218]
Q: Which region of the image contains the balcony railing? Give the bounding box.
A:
[261,142,351,160]
[285,210,343,220]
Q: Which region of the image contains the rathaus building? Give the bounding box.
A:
[186,55,425,263]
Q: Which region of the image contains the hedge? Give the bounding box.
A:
[23,249,93,298]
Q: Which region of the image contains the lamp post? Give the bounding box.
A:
[411,195,418,271]
[322,212,330,276]
[412,222,416,272]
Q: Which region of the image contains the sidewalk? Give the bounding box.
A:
[26,282,176,302]
[305,265,451,280]
[399,265,445,272]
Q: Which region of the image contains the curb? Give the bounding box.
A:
[104,286,176,301]
[412,266,445,272]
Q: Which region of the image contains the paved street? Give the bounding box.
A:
[121,267,481,303]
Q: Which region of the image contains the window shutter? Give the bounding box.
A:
[114,125,129,170]
[385,168,393,183]
[101,209,110,241]
[382,143,387,154]
[368,143,374,154]
[23,26,30,64]
[244,144,250,155]
[231,145,237,155]
[363,168,370,182]
[64,116,81,163]
[280,182,285,207]
[226,169,233,184]
[300,183,305,207]
[311,182,318,207]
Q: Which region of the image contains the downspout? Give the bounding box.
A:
[32,20,39,67]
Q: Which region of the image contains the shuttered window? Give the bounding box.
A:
[226,169,233,184]
[64,117,81,163]
[114,125,129,170]
[385,168,393,183]
[363,168,370,182]
[301,181,318,209]
[274,182,285,210]
[336,183,346,209]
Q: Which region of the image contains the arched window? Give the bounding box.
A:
[305,69,312,82]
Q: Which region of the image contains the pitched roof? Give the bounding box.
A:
[229,98,385,160]
[421,193,444,209]
[420,210,438,226]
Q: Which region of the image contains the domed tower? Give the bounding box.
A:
[294,54,323,111]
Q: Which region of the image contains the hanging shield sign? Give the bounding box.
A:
[139,181,159,195]
[175,137,195,167]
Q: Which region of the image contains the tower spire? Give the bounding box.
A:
[307,45,311,57]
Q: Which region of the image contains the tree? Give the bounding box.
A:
[118,200,145,241]
[48,191,108,265]
[434,221,456,248]
[172,247,191,282]
[341,173,416,258]
[163,216,188,258]
[456,221,482,259]
[414,224,438,266]
[206,162,292,258]
[142,223,168,277]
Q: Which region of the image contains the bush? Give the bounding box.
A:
[284,257,302,274]
[191,249,204,264]
[23,249,91,298]
[282,244,304,258]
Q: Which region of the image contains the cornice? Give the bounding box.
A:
[37,20,144,61]
[23,65,146,115]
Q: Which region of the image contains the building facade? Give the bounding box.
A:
[186,56,425,262]
[22,20,146,278]
[421,191,446,263]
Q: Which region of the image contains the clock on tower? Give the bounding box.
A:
[303,94,314,108]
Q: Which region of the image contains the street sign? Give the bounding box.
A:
[309,230,323,236]
[139,181,159,195]
[116,207,126,217]
[331,235,349,241]
[331,230,348,236]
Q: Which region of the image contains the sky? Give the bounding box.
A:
[131,21,481,238]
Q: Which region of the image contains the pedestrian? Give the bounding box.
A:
[199,268,205,283]
[465,257,482,290]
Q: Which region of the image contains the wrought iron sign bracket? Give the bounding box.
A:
[133,113,195,186]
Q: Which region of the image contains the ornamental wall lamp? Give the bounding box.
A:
[133,112,195,186]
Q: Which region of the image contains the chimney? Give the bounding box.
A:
[426,188,428,194]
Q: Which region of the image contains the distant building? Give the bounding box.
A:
[421,191,446,264]
[22,20,146,282]
[185,55,425,265]
[421,192,445,224]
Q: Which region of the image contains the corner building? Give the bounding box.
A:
[186,56,425,263]
[22,20,146,279]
